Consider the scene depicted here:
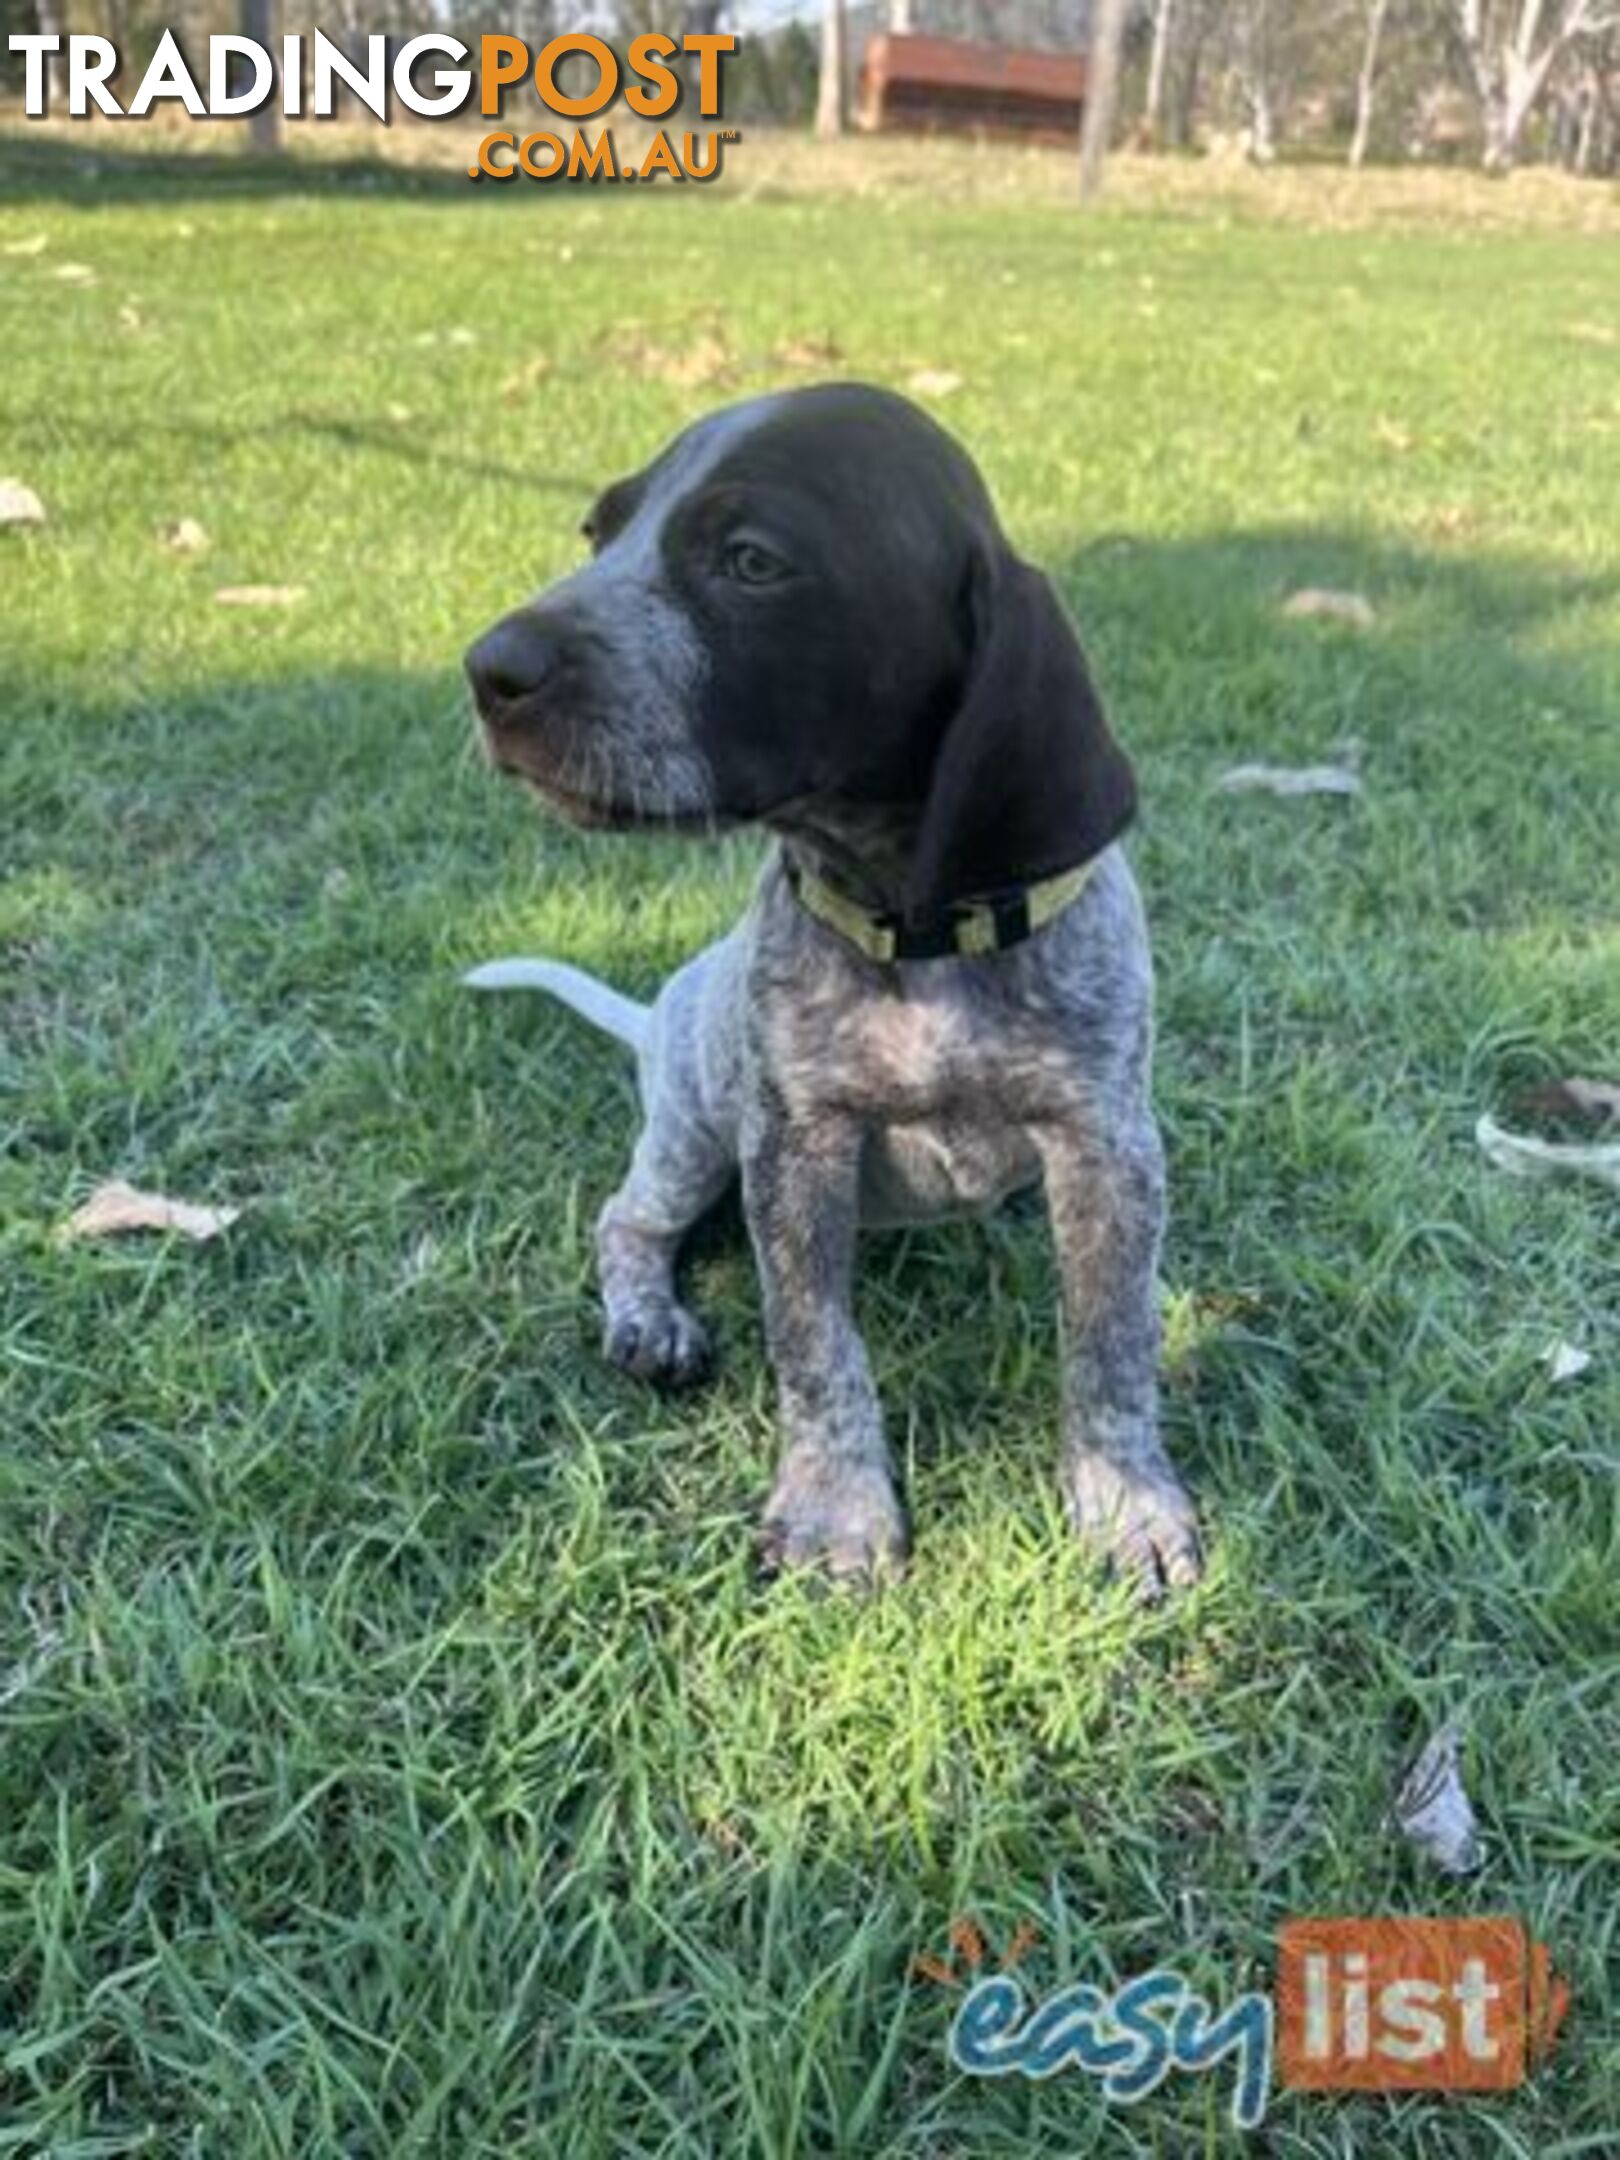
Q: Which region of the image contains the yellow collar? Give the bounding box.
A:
[784,855,1100,965]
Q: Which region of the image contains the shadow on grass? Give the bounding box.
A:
[0,125,491,205]
[0,395,599,502]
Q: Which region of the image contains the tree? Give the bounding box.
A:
[240,0,281,151]
[1079,0,1129,194]
[1142,0,1176,143]
[1449,0,1620,168]
[815,0,847,137]
[32,0,68,111]
[1231,0,1278,159]
[1349,0,1392,163]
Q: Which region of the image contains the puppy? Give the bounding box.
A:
[464,383,1200,1595]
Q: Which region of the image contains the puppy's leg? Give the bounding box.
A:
[597,1089,732,1390]
[1037,1116,1202,1597]
[742,1103,908,1587]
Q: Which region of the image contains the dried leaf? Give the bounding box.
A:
[59,1179,240,1244]
[1282,588,1376,628]
[214,584,306,608]
[773,332,844,370]
[610,322,735,389]
[500,355,554,403]
[117,301,144,333]
[906,367,964,398]
[52,261,97,285]
[1216,762,1363,797]
[384,402,413,425]
[1511,1076,1620,1127]
[1542,1339,1592,1385]
[0,478,47,527]
[1374,416,1415,452]
[3,233,48,257]
[1565,320,1617,347]
[1476,1113,1620,1193]
[158,516,208,554]
[1390,1724,1483,1876]
[1421,503,1473,540]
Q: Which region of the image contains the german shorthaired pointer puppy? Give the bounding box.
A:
[464,383,1201,1597]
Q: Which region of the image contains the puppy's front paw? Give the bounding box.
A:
[1064,1450,1203,1600]
[603,1301,713,1390]
[759,1451,909,1590]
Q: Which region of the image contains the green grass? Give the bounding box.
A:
[2,129,1617,2156]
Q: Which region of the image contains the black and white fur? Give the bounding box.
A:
[463,384,1200,1596]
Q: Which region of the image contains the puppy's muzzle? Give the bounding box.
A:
[465,607,569,731]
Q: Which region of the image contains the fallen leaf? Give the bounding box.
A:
[1421,503,1473,540]
[157,516,208,553]
[52,261,97,285]
[1542,1339,1592,1385]
[213,584,306,608]
[1374,415,1415,452]
[0,478,47,527]
[384,402,413,424]
[117,301,144,333]
[1216,762,1363,798]
[1476,1113,1620,1194]
[1565,320,1616,347]
[906,367,964,398]
[58,1179,240,1244]
[1283,588,1376,628]
[612,322,734,389]
[1390,1724,1483,1876]
[1511,1076,1620,1127]
[3,233,48,256]
[446,325,477,347]
[500,355,554,403]
[773,332,844,370]
[322,865,353,900]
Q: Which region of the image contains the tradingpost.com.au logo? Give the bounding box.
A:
[921,1913,1571,2129]
[8,27,741,187]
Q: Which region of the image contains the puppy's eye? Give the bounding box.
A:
[723,538,789,587]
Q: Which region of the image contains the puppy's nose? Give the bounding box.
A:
[465,611,563,714]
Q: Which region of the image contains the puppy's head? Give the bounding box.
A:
[466,383,1133,907]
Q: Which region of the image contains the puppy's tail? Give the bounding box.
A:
[462,957,651,1055]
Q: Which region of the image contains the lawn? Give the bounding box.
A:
[2,123,1617,2156]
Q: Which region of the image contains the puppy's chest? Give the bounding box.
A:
[768,974,1077,1126]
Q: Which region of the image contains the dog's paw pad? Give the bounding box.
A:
[604,1305,713,1390]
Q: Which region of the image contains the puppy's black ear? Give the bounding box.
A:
[906,546,1136,916]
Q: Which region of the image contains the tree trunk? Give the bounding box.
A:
[1078,0,1129,198]
[888,0,914,32]
[1171,9,1208,150]
[34,0,68,113]
[1349,0,1390,166]
[815,0,848,140]
[1235,0,1276,163]
[684,2,724,107]
[240,0,282,152]
[1143,0,1175,148]
[1573,64,1598,169]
